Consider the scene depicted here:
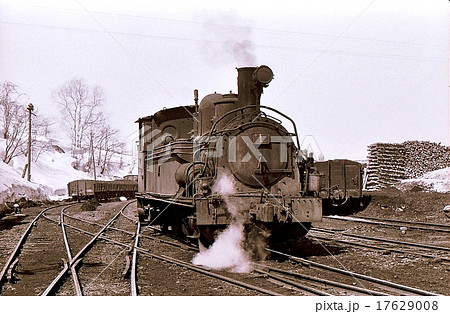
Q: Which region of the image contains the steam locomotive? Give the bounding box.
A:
[136,65,323,246]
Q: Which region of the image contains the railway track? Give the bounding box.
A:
[23,203,280,295]
[308,227,450,263]
[29,211,325,295]
[0,201,139,295]
[253,265,385,296]
[0,203,76,294]
[41,201,137,295]
[265,249,440,296]
[135,224,287,295]
[1,202,445,295]
[46,217,283,295]
[54,219,324,295]
[134,226,441,296]
[324,215,450,233]
[93,221,444,296]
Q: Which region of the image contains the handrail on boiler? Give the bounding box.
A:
[207,105,301,149]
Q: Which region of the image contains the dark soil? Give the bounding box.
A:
[361,188,450,222]
[80,199,101,211]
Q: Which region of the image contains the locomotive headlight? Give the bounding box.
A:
[253,65,273,85]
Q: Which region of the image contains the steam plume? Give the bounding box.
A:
[200,12,257,66]
[192,173,252,273]
[227,39,256,65]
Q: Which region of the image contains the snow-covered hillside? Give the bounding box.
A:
[0,138,135,202]
[395,167,450,193]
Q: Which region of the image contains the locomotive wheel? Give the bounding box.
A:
[198,233,213,249]
[197,226,217,249]
[243,225,271,260]
[137,207,148,223]
[268,222,312,244]
[161,221,181,238]
[138,214,146,223]
[158,207,186,239]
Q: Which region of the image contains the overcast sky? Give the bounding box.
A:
[1,0,448,160]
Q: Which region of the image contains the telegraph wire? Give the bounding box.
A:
[73,0,199,122]
[2,2,446,50]
[0,20,445,63]
[270,0,378,105]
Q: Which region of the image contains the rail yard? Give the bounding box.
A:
[1,3,449,311]
[0,187,448,296]
[1,65,449,299]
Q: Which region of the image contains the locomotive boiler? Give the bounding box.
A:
[136,65,323,246]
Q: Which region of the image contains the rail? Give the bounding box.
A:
[308,233,450,263]
[324,215,450,233]
[0,203,76,292]
[130,221,140,296]
[311,227,450,252]
[266,248,440,296]
[41,201,134,296]
[353,215,450,229]
[42,215,282,296]
[254,264,388,296]
[60,207,83,295]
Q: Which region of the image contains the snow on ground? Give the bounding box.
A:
[0,138,135,202]
[0,154,47,201]
[395,167,450,193]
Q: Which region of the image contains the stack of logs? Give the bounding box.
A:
[366,143,406,190]
[403,141,450,178]
[366,141,450,190]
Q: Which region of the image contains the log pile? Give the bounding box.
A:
[366,141,450,190]
[403,141,450,178]
[366,143,406,190]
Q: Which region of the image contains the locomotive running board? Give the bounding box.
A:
[137,193,194,208]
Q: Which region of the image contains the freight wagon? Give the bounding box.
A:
[67,179,137,200]
[314,159,371,215]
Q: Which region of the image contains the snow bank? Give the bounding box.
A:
[0,138,134,202]
[0,141,83,202]
[0,156,50,202]
[395,167,450,193]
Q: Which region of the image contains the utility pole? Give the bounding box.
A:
[27,103,34,181]
[90,130,97,181]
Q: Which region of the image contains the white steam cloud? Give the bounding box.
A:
[211,173,236,196]
[192,221,251,273]
[192,173,252,273]
[199,12,257,66]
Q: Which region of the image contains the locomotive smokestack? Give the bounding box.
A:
[237,67,256,109]
[237,65,273,111]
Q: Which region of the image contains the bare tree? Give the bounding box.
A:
[53,78,127,174]
[53,78,104,158]
[1,82,23,139]
[0,81,28,164]
[82,124,124,175]
[95,125,125,175]
[30,111,57,162]
[1,106,27,164]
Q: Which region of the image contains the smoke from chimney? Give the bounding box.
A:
[199,12,257,66]
[228,39,256,65]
